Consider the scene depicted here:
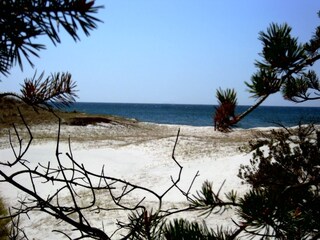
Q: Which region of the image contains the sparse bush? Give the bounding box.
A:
[238,124,320,239]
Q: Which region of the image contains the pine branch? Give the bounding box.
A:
[0,0,103,74]
[20,71,78,108]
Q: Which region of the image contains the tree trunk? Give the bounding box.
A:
[235,94,270,124]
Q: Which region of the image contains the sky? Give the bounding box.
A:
[2,0,320,106]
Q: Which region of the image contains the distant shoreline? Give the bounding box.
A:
[63,102,320,129]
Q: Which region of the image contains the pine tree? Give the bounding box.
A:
[214,20,320,131]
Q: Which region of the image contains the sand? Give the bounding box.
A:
[0,121,269,239]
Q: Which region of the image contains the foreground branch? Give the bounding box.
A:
[0,111,200,239]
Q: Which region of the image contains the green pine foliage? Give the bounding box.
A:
[238,124,320,239]
[256,23,306,71]
[214,19,320,131]
[216,88,238,106]
[214,88,238,131]
[163,219,218,240]
[0,0,102,75]
[162,124,320,239]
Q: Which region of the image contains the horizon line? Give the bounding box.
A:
[72,101,320,108]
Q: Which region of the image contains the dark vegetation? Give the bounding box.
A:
[0,0,101,76]
[0,97,137,129]
[0,1,320,239]
[238,124,320,239]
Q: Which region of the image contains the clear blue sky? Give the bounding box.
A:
[2,1,320,106]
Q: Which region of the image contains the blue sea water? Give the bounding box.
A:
[65,102,320,129]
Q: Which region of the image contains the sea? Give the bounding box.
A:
[65,102,320,129]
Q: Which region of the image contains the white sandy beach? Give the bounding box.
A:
[0,121,271,239]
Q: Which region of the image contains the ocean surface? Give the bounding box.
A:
[65,102,320,129]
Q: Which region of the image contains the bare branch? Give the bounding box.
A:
[1,111,202,239]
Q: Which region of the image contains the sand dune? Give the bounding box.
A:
[0,121,270,239]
